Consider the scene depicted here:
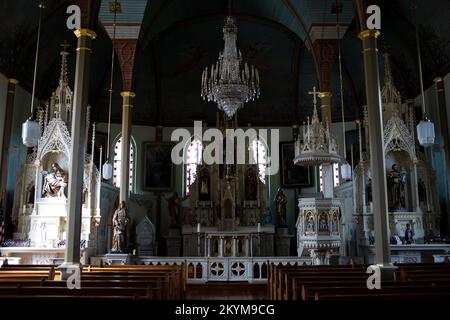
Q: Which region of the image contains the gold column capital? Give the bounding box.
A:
[74,28,97,39]
[318,92,332,98]
[433,77,444,83]
[8,78,19,85]
[121,91,136,98]
[358,29,381,40]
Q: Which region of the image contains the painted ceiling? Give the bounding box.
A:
[0,0,449,126]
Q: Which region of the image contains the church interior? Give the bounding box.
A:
[0,0,450,304]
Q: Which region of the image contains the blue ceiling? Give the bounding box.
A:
[0,0,449,126]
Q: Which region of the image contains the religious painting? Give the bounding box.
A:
[280,142,312,187]
[345,128,365,168]
[143,142,174,191]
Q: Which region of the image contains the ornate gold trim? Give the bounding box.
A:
[363,47,378,52]
[433,77,444,83]
[74,28,97,39]
[8,78,19,85]
[121,91,136,98]
[318,92,332,98]
[358,29,381,39]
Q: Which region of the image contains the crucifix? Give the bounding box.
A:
[60,40,70,53]
[308,86,320,106]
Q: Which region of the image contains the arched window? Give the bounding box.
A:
[185,138,203,196]
[251,136,267,184]
[113,136,135,192]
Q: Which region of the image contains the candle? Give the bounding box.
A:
[197,223,201,233]
[257,223,261,233]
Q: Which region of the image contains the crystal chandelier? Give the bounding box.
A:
[294,86,341,166]
[201,16,260,119]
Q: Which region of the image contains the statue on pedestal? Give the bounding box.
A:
[166,192,187,228]
[387,164,406,211]
[199,169,210,201]
[111,201,130,252]
[42,163,67,198]
[275,188,287,227]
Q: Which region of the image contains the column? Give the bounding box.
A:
[319,92,332,124]
[119,91,134,204]
[410,161,421,213]
[62,28,96,271]
[434,77,450,233]
[0,79,19,215]
[322,164,334,198]
[232,237,237,257]
[218,236,224,257]
[359,29,390,265]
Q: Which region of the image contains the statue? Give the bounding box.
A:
[198,169,210,201]
[275,188,287,227]
[166,192,187,228]
[306,214,315,232]
[387,164,406,210]
[111,201,130,252]
[418,178,426,203]
[245,169,257,200]
[42,163,67,198]
[319,213,328,232]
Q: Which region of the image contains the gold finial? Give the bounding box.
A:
[109,1,122,13]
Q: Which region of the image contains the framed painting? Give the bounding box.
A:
[143,142,174,191]
[280,142,312,188]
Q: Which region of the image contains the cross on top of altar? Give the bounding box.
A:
[308,86,320,107]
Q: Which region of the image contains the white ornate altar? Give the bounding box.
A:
[6,47,101,258]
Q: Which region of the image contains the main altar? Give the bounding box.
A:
[180,116,276,257]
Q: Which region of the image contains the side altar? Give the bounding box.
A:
[1,47,101,263]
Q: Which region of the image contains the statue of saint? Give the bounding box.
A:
[319,213,328,232]
[111,201,130,252]
[275,188,287,227]
[166,192,187,228]
[245,169,257,200]
[306,215,315,232]
[387,164,406,210]
[42,163,68,198]
[199,169,210,201]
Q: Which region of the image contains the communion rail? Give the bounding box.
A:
[90,256,313,283]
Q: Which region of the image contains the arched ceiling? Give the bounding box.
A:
[0,0,449,126]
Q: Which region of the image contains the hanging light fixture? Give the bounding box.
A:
[21,3,45,147]
[102,1,120,180]
[335,2,351,181]
[413,0,435,147]
[200,16,260,119]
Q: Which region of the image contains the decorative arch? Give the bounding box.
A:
[36,118,71,161]
[383,115,416,160]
